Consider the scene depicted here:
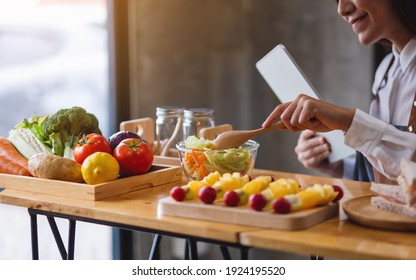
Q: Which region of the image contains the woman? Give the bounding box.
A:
[262,0,416,183]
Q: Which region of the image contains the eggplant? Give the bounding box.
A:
[108,131,147,151]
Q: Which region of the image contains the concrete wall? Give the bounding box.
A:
[126,0,372,176]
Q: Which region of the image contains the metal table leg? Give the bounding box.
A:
[148,234,162,260]
[219,245,232,260]
[240,246,249,260]
[183,238,198,260]
[184,239,190,260]
[47,216,68,259]
[29,210,77,260]
[112,228,133,260]
[67,219,76,260]
[46,216,77,260]
[188,239,198,260]
[27,208,251,260]
[29,210,39,260]
[310,255,324,260]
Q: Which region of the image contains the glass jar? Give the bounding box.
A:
[183,108,215,139]
[155,106,184,155]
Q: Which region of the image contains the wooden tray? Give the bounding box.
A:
[0,164,182,201]
[158,197,339,230]
[342,195,416,231]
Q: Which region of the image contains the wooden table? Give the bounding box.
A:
[240,218,416,260]
[1,169,416,260]
[244,170,416,260]
[0,182,256,260]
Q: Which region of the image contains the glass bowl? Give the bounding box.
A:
[176,139,259,181]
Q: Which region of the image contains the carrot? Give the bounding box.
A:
[0,137,32,176]
[197,154,209,177]
[189,163,199,174]
[191,150,203,166]
[184,151,195,168]
[190,150,209,179]
[198,165,208,179]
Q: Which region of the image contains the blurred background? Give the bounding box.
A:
[0,0,111,260]
[0,0,377,259]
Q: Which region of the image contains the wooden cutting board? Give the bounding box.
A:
[343,195,416,231]
[158,197,339,230]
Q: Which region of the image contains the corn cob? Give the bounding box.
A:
[8,128,52,159]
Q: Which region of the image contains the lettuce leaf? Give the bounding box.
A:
[184,135,214,149]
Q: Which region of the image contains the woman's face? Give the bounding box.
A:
[337,0,411,49]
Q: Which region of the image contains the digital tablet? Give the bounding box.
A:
[256,44,354,162]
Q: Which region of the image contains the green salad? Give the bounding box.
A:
[180,136,256,180]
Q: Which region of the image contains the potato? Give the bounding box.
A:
[28,153,84,183]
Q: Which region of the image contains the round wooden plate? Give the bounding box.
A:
[342,195,416,232]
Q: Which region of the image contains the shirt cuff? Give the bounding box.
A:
[344,109,386,153]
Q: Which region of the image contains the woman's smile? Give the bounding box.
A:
[350,13,368,33]
[337,0,413,50]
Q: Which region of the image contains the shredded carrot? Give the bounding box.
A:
[199,155,209,177]
[198,166,205,179]
[191,150,203,165]
[190,162,199,174]
[185,150,197,173]
[184,151,195,168]
[189,150,210,179]
[200,165,209,178]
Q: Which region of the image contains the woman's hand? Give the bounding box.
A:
[262,94,356,133]
[294,130,343,178]
[295,130,330,169]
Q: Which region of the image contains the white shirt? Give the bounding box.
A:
[344,38,416,179]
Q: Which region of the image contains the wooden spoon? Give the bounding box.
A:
[213,121,286,149]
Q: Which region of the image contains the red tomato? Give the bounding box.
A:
[73,133,111,164]
[113,138,154,177]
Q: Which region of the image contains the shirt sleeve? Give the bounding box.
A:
[344,109,416,179]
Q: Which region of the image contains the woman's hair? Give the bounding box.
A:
[376,0,416,49]
[391,0,416,35]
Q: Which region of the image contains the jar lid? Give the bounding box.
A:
[156,106,184,117]
[184,108,214,118]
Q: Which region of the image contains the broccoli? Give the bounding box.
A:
[43,106,102,159]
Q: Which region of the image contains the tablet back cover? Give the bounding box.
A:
[256,44,354,162]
